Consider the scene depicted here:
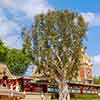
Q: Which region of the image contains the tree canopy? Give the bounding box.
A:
[93,76,100,85]
[23,10,87,100]
[6,48,31,75]
[31,10,87,81]
[0,39,31,75]
[0,39,8,62]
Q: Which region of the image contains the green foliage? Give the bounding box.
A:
[0,39,31,75]
[51,94,100,100]
[71,94,100,100]
[93,76,100,85]
[0,39,8,62]
[31,10,87,82]
[6,48,31,75]
[23,10,87,82]
[22,29,31,53]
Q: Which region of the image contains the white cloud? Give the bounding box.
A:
[0,17,20,38]
[3,34,23,49]
[0,0,53,48]
[1,0,53,18]
[81,12,100,27]
[93,55,100,64]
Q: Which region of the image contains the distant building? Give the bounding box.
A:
[0,49,93,84]
[77,49,93,84]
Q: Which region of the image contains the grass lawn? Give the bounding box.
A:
[51,94,100,100]
[71,94,100,100]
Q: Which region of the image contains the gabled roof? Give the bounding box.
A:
[0,63,13,79]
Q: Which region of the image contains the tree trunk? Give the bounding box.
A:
[58,81,70,100]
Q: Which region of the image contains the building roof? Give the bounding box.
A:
[81,50,93,66]
[0,63,13,79]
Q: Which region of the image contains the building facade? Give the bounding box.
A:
[78,49,93,84]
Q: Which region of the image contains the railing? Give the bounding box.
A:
[0,80,22,92]
[47,87,98,95]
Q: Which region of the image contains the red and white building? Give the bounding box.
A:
[78,49,93,84]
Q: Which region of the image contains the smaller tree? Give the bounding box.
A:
[0,39,31,75]
[6,48,31,75]
[93,76,100,85]
[0,39,8,62]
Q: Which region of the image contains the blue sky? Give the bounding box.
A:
[0,0,100,76]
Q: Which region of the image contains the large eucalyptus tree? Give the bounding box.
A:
[24,10,87,100]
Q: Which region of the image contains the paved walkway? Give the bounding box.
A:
[21,92,51,100]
